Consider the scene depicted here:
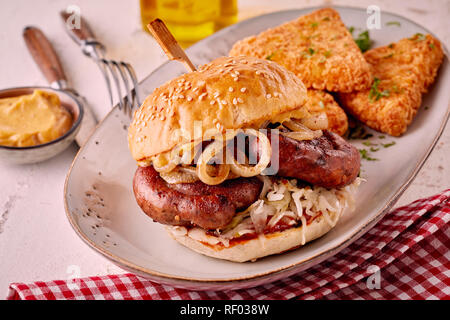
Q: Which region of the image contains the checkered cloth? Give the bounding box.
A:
[7,190,450,300]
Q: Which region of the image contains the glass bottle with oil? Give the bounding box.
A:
[140,0,238,47]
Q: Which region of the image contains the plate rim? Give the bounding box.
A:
[64,5,450,285]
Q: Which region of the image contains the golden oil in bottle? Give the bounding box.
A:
[216,0,238,30]
[140,0,238,47]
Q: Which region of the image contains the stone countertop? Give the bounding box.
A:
[0,0,448,296]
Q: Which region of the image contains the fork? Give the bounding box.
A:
[60,11,141,118]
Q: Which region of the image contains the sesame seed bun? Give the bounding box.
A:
[128,56,308,162]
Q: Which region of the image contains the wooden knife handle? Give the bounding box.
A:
[23,26,66,85]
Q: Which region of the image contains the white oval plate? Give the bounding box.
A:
[64,7,449,291]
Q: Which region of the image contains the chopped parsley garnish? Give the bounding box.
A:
[410,33,426,41]
[388,43,395,49]
[348,124,373,140]
[319,101,325,109]
[354,30,372,52]
[362,141,374,146]
[348,26,355,35]
[379,135,386,139]
[322,17,330,21]
[359,149,379,161]
[429,43,435,49]
[302,48,315,58]
[383,53,394,59]
[266,52,275,60]
[386,21,401,27]
[382,141,396,148]
[369,78,390,102]
[311,22,319,28]
[324,50,332,58]
[370,147,380,152]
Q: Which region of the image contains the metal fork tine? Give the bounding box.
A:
[88,47,115,107]
[121,62,141,110]
[80,42,140,118]
[101,58,124,110]
[115,61,134,117]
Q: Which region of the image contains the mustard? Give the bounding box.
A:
[0,90,73,147]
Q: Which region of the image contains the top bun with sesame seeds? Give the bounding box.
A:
[128,55,308,162]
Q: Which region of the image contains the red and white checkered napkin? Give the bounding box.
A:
[7,190,450,300]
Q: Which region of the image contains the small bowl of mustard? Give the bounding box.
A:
[0,87,83,164]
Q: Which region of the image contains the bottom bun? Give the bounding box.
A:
[166,211,338,263]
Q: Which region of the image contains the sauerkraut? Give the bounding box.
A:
[168,177,362,247]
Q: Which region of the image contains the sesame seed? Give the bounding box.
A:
[228,87,234,92]
[234,77,239,82]
[199,93,207,100]
[266,94,272,99]
[193,87,199,92]
[210,100,216,105]
[213,92,220,98]
[221,100,227,105]
[179,94,184,99]
[256,71,261,75]
[237,97,244,103]
[187,96,193,101]
[233,98,238,105]
[274,92,279,97]
[240,87,247,93]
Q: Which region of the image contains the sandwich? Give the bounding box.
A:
[128,56,361,262]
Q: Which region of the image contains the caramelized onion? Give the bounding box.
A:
[295,112,328,131]
[196,140,230,185]
[229,129,272,177]
[152,152,177,173]
[282,120,323,141]
[159,166,199,184]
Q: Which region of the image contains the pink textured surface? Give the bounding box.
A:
[8,190,449,300]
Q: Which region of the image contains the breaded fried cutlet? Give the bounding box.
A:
[305,90,348,136]
[229,8,372,92]
[339,34,444,136]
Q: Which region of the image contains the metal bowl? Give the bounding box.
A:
[0,86,84,164]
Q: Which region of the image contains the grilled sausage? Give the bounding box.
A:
[133,166,262,229]
[252,130,360,188]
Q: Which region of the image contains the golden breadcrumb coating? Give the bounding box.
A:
[305,90,348,136]
[339,34,444,136]
[229,8,373,92]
